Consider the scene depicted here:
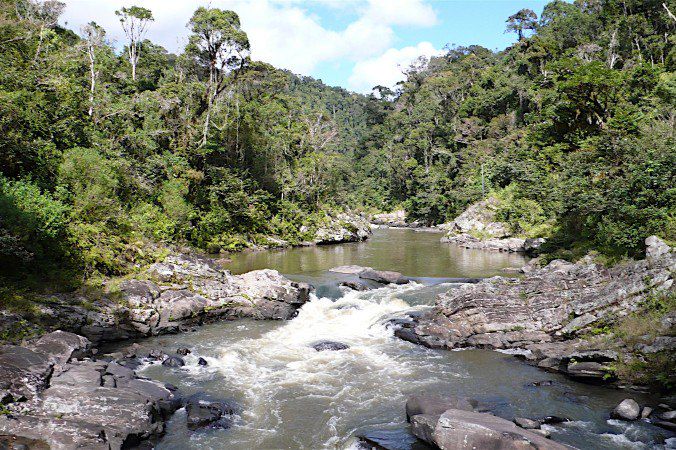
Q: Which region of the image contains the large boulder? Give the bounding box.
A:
[405,394,478,421]
[312,213,371,245]
[399,237,675,385]
[611,399,641,421]
[0,338,182,450]
[359,268,409,285]
[411,409,571,450]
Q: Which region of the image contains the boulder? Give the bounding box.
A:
[313,213,371,245]
[513,417,541,429]
[0,345,53,402]
[197,357,208,366]
[611,399,641,421]
[184,393,239,430]
[162,356,185,368]
[340,281,370,291]
[646,235,670,259]
[359,269,409,285]
[411,409,571,449]
[311,341,350,352]
[405,394,478,421]
[176,347,191,356]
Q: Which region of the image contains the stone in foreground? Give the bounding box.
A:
[411,409,571,449]
[610,399,641,421]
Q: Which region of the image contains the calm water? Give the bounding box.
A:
[118,229,672,449]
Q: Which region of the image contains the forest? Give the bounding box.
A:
[1,0,674,294]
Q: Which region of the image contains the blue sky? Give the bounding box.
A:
[62,0,555,93]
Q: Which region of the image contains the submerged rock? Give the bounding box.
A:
[312,341,350,352]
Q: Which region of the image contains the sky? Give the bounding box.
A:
[60,0,554,94]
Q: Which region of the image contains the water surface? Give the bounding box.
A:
[119,229,672,449]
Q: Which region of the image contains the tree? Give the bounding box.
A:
[80,22,105,117]
[506,8,538,41]
[115,6,153,81]
[186,7,250,146]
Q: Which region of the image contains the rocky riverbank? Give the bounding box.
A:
[1,253,311,346]
[394,236,675,389]
[0,330,242,449]
[439,197,546,253]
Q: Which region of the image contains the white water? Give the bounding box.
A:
[206,284,435,448]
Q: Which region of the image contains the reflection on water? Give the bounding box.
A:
[225,228,527,278]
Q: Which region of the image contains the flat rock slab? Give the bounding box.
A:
[412,408,572,450]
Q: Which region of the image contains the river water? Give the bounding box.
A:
[121,229,673,449]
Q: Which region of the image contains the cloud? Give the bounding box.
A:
[348,41,442,93]
[60,0,438,88]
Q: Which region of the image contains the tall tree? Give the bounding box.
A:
[186,7,250,146]
[115,6,153,81]
[80,21,105,118]
[506,8,538,41]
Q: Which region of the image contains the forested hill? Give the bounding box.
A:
[1,0,675,293]
[355,0,675,260]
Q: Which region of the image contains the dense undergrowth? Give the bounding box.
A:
[1,0,675,299]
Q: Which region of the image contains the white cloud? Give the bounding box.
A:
[60,0,438,88]
[348,41,442,93]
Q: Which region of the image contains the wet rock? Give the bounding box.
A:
[410,414,439,445]
[184,393,239,431]
[611,399,641,421]
[538,416,571,425]
[355,429,434,450]
[312,341,350,352]
[340,281,370,291]
[176,348,191,356]
[148,349,166,360]
[197,357,208,366]
[162,356,185,368]
[659,410,676,421]
[526,380,555,387]
[359,268,409,285]
[405,394,478,421]
[532,428,552,439]
[411,408,571,449]
[514,417,541,429]
[641,407,653,419]
[655,421,676,432]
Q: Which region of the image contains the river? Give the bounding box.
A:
[118,228,671,449]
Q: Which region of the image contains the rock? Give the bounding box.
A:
[665,437,676,449]
[410,414,439,445]
[441,233,527,253]
[339,281,370,291]
[655,421,676,432]
[162,356,185,368]
[532,429,551,439]
[611,399,641,421]
[659,410,676,420]
[176,347,191,356]
[514,417,541,429]
[27,331,91,368]
[371,210,411,228]
[184,393,239,430]
[405,394,478,421]
[438,197,510,238]
[330,265,370,275]
[526,380,555,387]
[0,345,53,401]
[148,349,166,360]
[641,407,653,419]
[538,416,571,425]
[359,268,409,285]
[313,213,371,245]
[0,343,181,450]
[411,408,571,449]
[398,239,675,386]
[646,235,670,259]
[311,341,350,351]
[197,357,208,366]
[524,238,547,254]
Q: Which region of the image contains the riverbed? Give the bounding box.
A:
[119,229,672,449]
